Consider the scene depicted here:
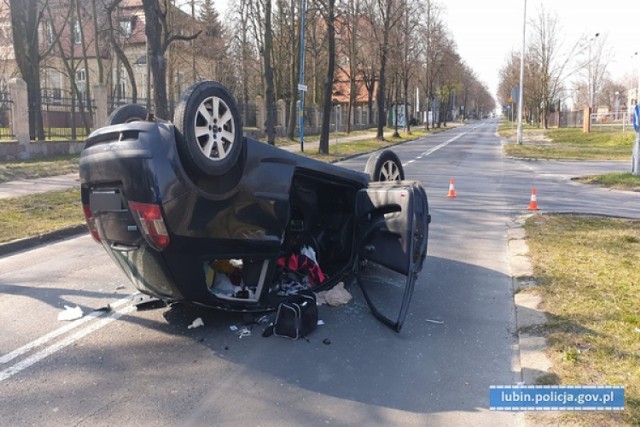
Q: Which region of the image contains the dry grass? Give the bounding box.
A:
[0,189,84,243]
[500,125,635,160]
[525,214,640,425]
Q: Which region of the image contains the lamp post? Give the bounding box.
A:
[516,0,526,145]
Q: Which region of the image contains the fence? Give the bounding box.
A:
[590,112,634,132]
[545,110,636,133]
[5,78,381,146]
[0,91,14,140]
[545,111,584,129]
[42,92,96,140]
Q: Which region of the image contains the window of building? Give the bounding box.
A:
[73,20,81,44]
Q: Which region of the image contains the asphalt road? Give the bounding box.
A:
[1,120,637,426]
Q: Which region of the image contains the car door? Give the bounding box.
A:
[355,181,429,332]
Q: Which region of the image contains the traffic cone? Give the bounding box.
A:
[528,187,539,210]
[447,178,457,198]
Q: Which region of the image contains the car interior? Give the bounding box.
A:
[206,170,359,303]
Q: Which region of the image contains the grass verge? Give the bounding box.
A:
[0,155,79,183]
[302,129,428,162]
[524,214,640,425]
[500,125,635,160]
[0,189,84,243]
[573,173,640,192]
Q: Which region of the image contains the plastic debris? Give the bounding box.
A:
[229,325,239,331]
[134,295,167,311]
[188,317,204,329]
[634,328,640,334]
[58,305,83,321]
[239,327,251,338]
[317,320,325,326]
[425,319,444,324]
[315,282,352,306]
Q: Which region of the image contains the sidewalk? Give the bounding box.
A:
[0,173,80,200]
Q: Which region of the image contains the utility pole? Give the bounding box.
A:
[298,0,307,151]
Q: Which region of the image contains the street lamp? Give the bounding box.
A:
[516,0,526,144]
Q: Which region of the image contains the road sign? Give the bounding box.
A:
[298,84,308,92]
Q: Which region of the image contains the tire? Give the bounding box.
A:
[174,81,244,177]
[364,149,405,182]
[107,104,149,125]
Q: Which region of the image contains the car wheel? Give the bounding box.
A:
[365,149,405,181]
[174,81,244,177]
[107,104,149,125]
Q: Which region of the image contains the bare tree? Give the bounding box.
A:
[529,7,578,128]
[263,0,276,144]
[369,0,404,141]
[317,0,336,154]
[105,0,138,104]
[337,0,363,134]
[8,0,51,139]
[417,0,447,130]
[141,0,200,119]
[45,0,92,136]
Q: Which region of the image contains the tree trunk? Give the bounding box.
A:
[286,0,298,141]
[142,0,168,119]
[318,0,335,154]
[10,0,45,140]
[264,0,276,145]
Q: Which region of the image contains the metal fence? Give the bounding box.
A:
[0,91,14,140]
[42,97,95,140]
[590,112,634,132]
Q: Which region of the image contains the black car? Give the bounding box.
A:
[80,81,430,332]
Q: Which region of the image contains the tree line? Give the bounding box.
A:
[6,0,495,151]
[497,6,634,129]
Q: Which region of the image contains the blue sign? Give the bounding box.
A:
[490,385,624,411]
[511,87,520,103]
[634,104,640,132]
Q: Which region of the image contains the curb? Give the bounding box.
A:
[0,225,88,257]
[508,215,552,386]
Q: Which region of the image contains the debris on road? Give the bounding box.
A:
[187,317,204,329]
[315,282,352,306]
[57,305,83,321]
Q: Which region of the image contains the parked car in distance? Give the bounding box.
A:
[80,81,430,332]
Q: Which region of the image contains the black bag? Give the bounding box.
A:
[273,293,318,340]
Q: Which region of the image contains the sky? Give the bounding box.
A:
[214,0,640,101]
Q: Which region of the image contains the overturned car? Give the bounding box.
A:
[80,81,430,332]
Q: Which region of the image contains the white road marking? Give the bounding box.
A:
[0,299,136,383]
[0,296,133,365]
[402,131,468,167]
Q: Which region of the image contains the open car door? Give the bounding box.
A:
[355,181,430,332]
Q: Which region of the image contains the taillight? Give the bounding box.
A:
[128,201,170,251]
[82,204,101,243]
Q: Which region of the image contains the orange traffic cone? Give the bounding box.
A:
[447,178,457,198]
[528,187,539,210]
